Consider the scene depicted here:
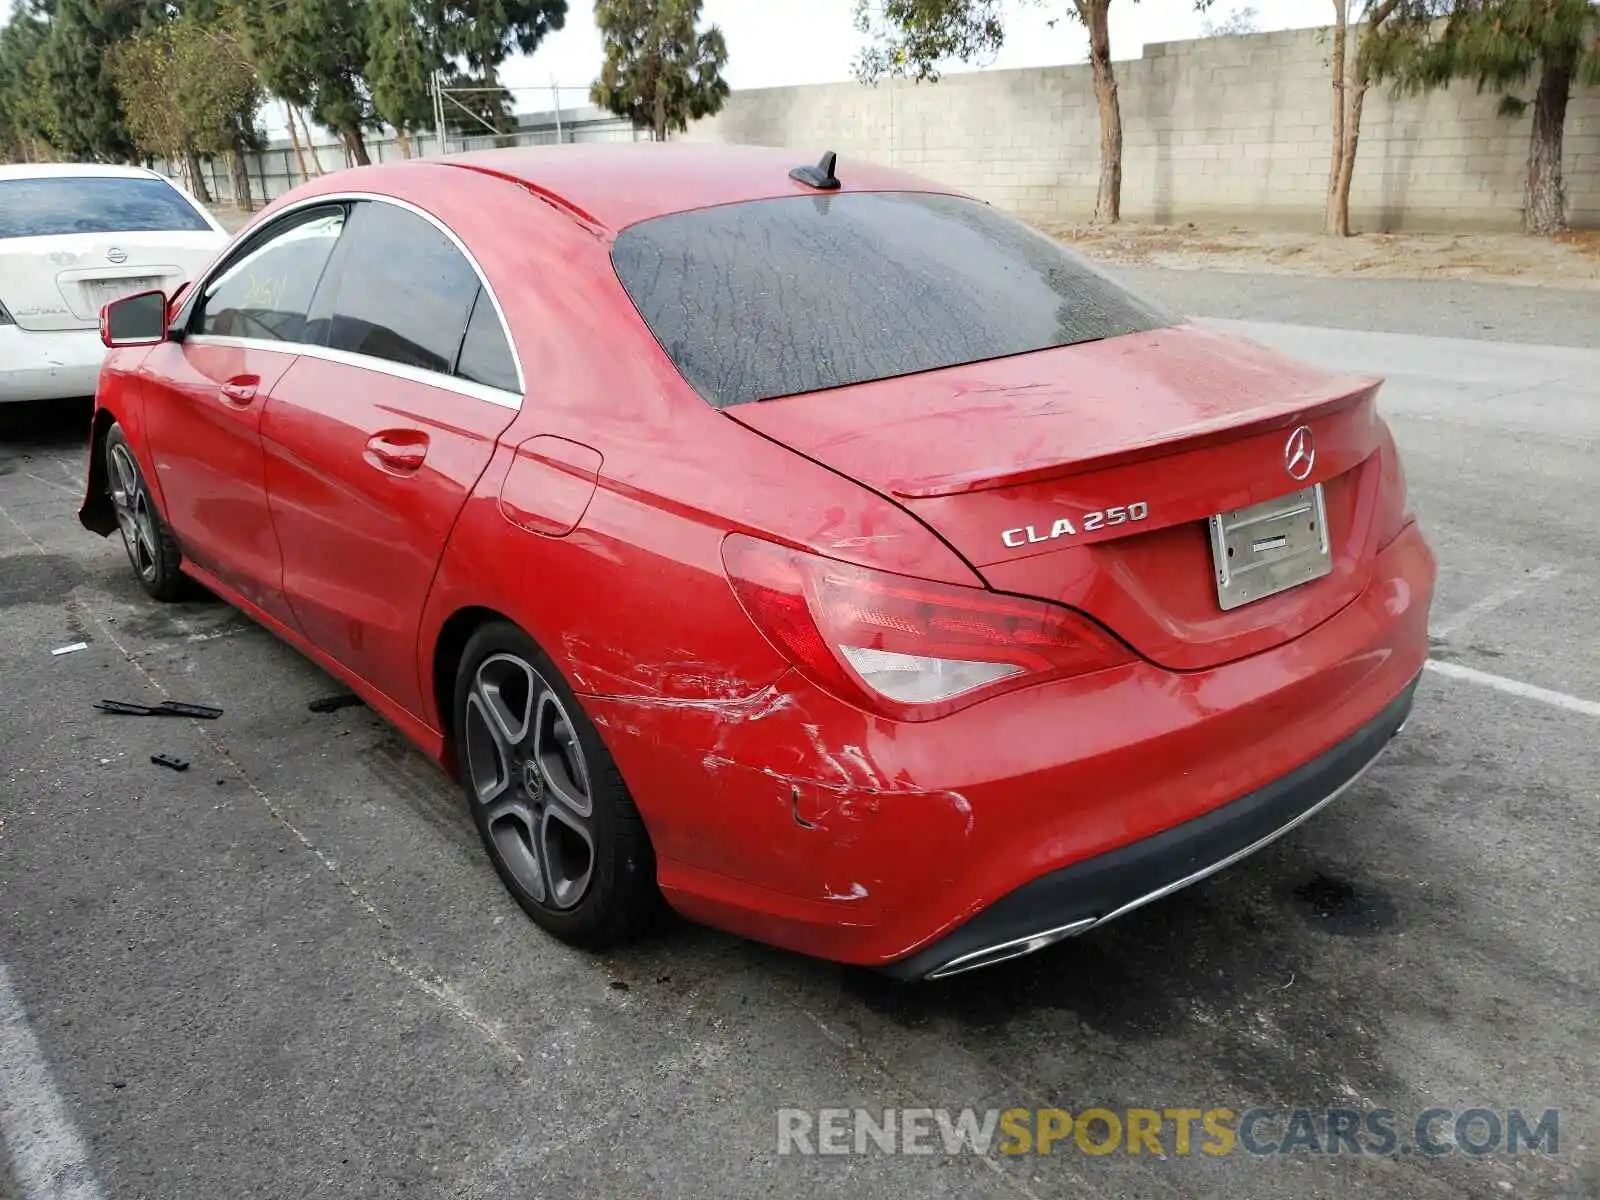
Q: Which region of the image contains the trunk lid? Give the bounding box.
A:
[729,323,1389,671]
[0,231,224,331]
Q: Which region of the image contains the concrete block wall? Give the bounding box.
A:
[681,26,1599,232]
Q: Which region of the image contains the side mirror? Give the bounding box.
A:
[100,289,169,348]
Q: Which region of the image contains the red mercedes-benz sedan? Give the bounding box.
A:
[80,144,1434,979]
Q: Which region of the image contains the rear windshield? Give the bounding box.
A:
[0,176,211,239]
[610,191,1171,409]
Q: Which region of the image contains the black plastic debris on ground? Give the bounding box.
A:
[150,754,190,772]
[96,699,223,719]
[308,693,363,714]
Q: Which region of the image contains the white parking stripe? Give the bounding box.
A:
[22,472,79,497]
[0,964,105,1200]
[1430,564,1566,639]
[1425,659,1600,718]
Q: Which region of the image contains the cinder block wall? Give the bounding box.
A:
[680,26,1599,231]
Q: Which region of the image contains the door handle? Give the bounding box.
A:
[219,376,258,406]
[364,431,429,475]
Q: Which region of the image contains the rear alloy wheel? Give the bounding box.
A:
[455,622,660,947]
[105,422,185,600]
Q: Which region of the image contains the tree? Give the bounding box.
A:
[106,26,187,167]
[437,0,568,76]
[854,0,1005,81]
[245,0,565,165]
[1323,0,1406,236]
[434,0,568,141]
[1201,5,1258,34]
[0,3,54,162]
[854,0,1213,225]
[33,0,166,160]
[175,7,265,206]
[1367,0,1600,234]
[243,0,378,164]
[592,0,731,142]
[369,0,441,151]
[370,0,566,151]
[108,9,261,204]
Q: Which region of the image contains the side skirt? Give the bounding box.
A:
[178,559,449,766]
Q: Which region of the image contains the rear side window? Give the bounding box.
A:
[198,207,345,342]
[0,176,212,239]
[322,201,481,375]
[455,289,520,392]
[611,192,1172,409]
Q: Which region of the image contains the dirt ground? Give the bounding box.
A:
[1050,222,1600,290]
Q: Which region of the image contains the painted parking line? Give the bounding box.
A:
[1430,564,1566,640]
[1425,659,1600,718]
[1419,562,1600,716]
[0,964,105,1200]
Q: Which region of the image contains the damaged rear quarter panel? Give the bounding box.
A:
[586,672,975,925]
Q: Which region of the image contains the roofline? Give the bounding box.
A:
[439,161,609,235]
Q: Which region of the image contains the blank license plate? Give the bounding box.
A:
[84,277,160,311]
[1207,485,1331,611]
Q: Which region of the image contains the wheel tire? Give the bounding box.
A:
[454,620,661,949]
[104,422,186,601]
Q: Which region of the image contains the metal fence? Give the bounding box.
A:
[161,105,645,210]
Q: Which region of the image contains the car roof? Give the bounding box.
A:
[441,142,962,233]
[0,162,164,182]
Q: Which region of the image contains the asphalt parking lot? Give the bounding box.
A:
[2,269,1597,1200]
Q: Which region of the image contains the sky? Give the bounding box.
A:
[497,0,1334,107]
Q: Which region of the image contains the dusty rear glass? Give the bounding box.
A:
[610,191,1172,410]
[0,177,211,239]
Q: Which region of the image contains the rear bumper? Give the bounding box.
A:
[0,326,104,403]
[590,520,1435,974]
[882,675,1416,979]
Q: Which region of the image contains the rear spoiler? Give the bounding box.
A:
[887,378,1382,499]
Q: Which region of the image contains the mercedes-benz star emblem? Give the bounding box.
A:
[521,759,544,800]
[1284,425,1315,482]
[105,247,128,264]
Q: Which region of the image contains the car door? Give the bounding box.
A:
[260,198,523,718]
[138,205,348,625]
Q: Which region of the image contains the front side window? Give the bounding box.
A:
[0,176,213,239]
[198,207,346,343]
[322,201,481,375]
[611,192,1173,410]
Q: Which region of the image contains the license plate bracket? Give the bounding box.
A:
[1207,484,1331,611]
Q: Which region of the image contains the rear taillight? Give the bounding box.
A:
[721,534,1132,721]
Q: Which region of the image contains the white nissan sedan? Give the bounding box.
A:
[0,163,228,404]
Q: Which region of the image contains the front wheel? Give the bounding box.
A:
[104,422,185,601]
[454,620,661,948]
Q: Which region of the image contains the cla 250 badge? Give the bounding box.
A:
[1001,502,1150,549]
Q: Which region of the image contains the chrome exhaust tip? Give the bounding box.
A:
[923,917,1096,980]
